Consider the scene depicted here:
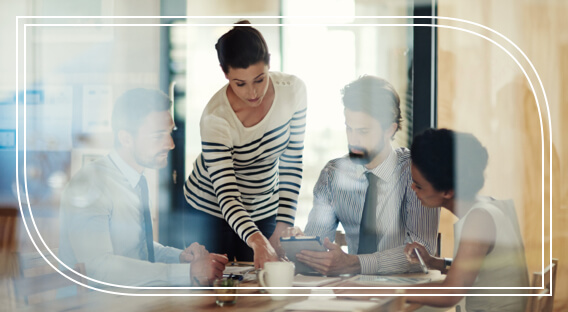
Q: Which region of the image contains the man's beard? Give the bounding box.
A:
[348,137,385,165]
[348,146,375,165]
[134,150,170,170]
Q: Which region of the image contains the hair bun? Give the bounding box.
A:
[217,19,270,73]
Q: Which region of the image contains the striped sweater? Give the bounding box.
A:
[184,72,307,243]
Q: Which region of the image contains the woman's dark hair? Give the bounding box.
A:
[410,128,489,200]
[215,20,270,73]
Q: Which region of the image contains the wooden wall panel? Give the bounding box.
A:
[437,0,566,310]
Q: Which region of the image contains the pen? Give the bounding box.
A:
[405,233,428,274]
[414,247,428,274]
[193,277,203,287]
[223,273,244,281]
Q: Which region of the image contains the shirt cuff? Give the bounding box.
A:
[167,263,191,286]
[154,243,183,264]
[375,245,422,274]
[357,253,379,275]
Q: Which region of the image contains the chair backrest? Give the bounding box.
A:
[435,232,441,257]
[335,230,347,247]
[0,206,18,277]
[12,248,60,277]
[525,258,559,312]
[12,250,87,305]
[334,230,349,254]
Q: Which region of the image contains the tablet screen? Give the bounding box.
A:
[280,236,327,274]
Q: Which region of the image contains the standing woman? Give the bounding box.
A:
[184,21,307,269]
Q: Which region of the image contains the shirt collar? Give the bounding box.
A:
[365,146,397,182]
[109,150,144,189]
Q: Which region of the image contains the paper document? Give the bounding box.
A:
[353,275,431,285]
[293,274,341,287]
[223,265,255,275]
[308,288,336,300]
[282,298,390,311]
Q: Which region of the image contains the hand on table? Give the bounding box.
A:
[296,237,360,276]
[190,253,229,286]
[247,232,279,269]
[180,242,208,263]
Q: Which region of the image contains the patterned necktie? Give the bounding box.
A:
[139,175,155,262]
[358,172,379,254]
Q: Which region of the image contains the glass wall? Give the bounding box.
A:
[182,0,414,229]
[7,0,417,255]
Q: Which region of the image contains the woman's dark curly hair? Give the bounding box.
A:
[411,128,488,200]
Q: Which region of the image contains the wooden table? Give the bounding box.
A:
[7,271,443,312]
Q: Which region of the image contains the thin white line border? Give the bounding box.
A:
[15,15,552,297]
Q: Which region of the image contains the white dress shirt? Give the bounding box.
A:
[59,151,190,287]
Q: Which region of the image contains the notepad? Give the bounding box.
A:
[293,274,341,287]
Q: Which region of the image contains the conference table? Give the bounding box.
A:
[11,270,444,312]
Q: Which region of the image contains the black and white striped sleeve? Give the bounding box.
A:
[276,82,307,225]
[200,117,260,244]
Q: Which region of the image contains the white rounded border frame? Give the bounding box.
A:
[15,15,552,297]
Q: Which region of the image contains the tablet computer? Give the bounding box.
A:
[280,236,327,274]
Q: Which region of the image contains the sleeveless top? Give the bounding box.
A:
[454,198,529,311]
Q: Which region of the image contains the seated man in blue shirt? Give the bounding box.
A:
[59,88,228,288]
[289,76,440,275]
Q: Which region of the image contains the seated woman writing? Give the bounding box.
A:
[338,128,529,312]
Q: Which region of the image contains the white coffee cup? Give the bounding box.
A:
[258,261,295,300]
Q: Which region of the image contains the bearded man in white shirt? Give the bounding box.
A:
[287,76,439,276]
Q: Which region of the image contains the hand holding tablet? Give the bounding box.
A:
[280,236,327,274]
